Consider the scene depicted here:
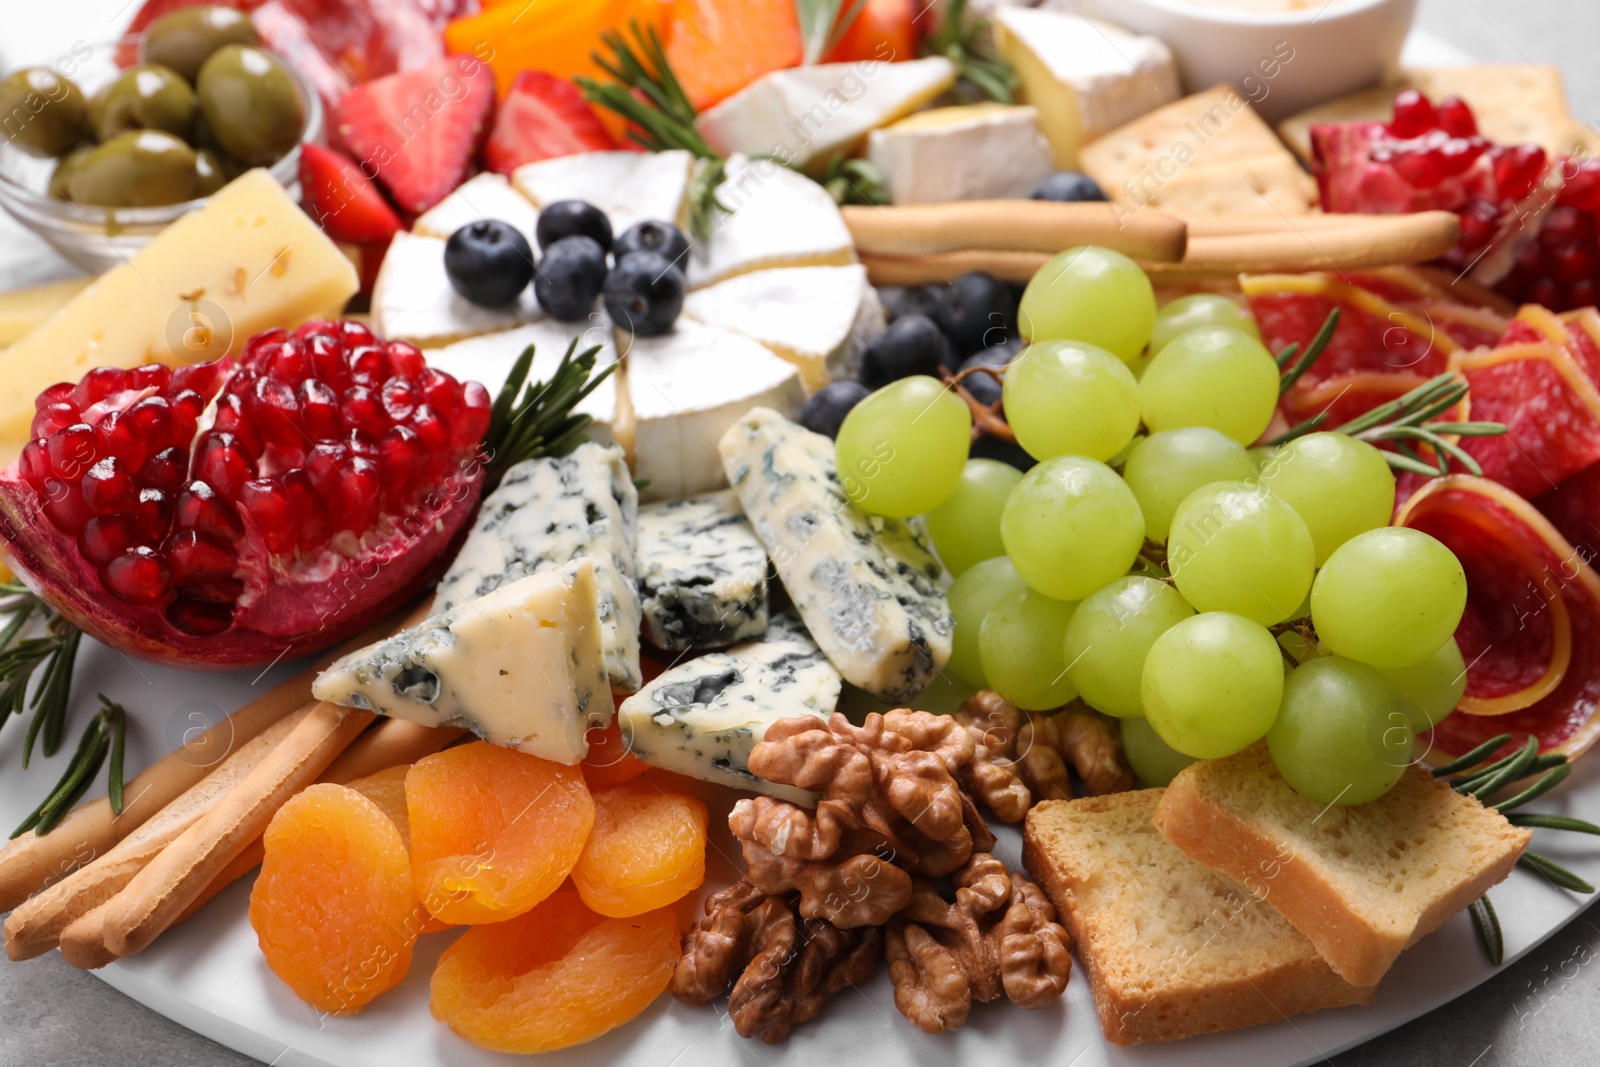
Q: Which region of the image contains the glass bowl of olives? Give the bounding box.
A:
[0,5,321,273]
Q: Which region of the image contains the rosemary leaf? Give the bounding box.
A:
[1495,763,1574,813]
[1278,309,1339,395]
[1462,735,1540,800]
[480,341,615,493]
[1274,342,1300,370]
[1432,734,1515,777]
[105,697,126,816]
[1518,850,1595,894]
[1508,813,1600,835]
[796,0,866,65]
[923,0,1018,103]
[1468,895,1503,966]
[13,707,110,839]
[1263,411,1328,446]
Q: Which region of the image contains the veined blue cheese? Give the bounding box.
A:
[618,614,839,804]
[718,407,953,703]
[312,560,612,764]
[432,441,642,691]
[636,490,768,651]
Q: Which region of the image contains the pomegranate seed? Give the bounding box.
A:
[82,457,139,514]
[1541,206,1594,247]
[340,456,382,535]
[166,597,232,636]
[165,529,238,584]
[411,404,450,453]
[1388,89,1439,138]
[1392,148,1445,189]
[1492,144,1547,201]
[175,480,244,540]
[171,359,227,398]
[292,320,336,342]
[341,385,388,436]
[349,346,389,387]
[250,376,303,450]
[244,327,289,368]
[299,379,342,439]
[95,410,149,472]
[282,469,329,551]
[41,478,91,534]
[1458,199,1501,251]
[132,488,172,541]
[170,389,204,443]
[1530,276,1562,308]
[380,377,419,422]
[385,341,425,379]
[308,334,351,389]
[20,440,51,492]
[131,364,171,392]
[1553,243,1597,282]
[47,424,98,478]
[455,382,492,446]
[1438,137,1486,178]
[1559,161,1600,213]
[1569,278,1600,308]
[379,425,424,496]
[306,443,349,496]
[125,396,174,450]
[36,382,75,411]
[32,402,79,439]
[195,432,256,498]
[101,546,170,605]
[71,367,130,411]
[269,341,311,381]
[348,430,378,458]
[79,515,142,566]
[419,369,461,418]
[138,447,188,494]
[239,477,297,554]
[337,321,376,347]
[1435,96,1478,137]
[213,392,263,455]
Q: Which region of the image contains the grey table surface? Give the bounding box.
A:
[5,1,1600,1064]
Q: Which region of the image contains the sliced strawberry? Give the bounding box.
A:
[300,142,403,244]
[334,54,495,213]
[482,71,615,178]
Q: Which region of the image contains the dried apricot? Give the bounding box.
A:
[430,889,679,1053]
[406,741,594,925]
[346,765,452,934]
[581,718,649,788]
[572,774,708,917]
[249,784,418,1015]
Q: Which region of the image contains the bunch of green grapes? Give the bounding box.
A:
[836,248,1472,807]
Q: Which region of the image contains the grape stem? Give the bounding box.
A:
[942,366,1018,444]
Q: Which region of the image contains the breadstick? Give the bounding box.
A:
[100,701,375,958]
[842,201,1188,262]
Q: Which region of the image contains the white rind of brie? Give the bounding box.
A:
[513,150,694,237]
[371,231,542,348]
[413,172,543,245]
[867,104,1056,204]
[689,155,856,289]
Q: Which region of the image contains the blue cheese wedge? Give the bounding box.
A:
[636,490,768,651]
[433,441,642,691]
[618,614,839,804]
[719,407,953,703]
[312,560,612,764]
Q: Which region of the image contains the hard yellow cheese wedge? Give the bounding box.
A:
[0,169,358,442]
[0,278,93,346]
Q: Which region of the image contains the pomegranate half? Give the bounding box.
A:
[0,320,492,668]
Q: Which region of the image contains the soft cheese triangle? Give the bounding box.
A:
[689,155,856,289]
[413,172,543,245]
[372,231,542,347]
[618,613,840,804]
[433,441,642,691]
[513,149,694,236]
[312,560,613,765]
[719,407,953,702]
[636,489,768,651]
[866,104,1055,205]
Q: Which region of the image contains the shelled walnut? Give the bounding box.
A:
[955,692,1135,800]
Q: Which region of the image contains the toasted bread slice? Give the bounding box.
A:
[1154,746,1532,988]
[1023,790,1373,1046]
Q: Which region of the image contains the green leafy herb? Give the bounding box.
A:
[1276,308,1339,395]
[481,339,619,493]
[1467,896,1502,967]
[923,0,1019,104]
[579,22,717,157]
[818,154,891,206]
[687,157,732,244]
[12,695,125,839]
[796,0,867,65]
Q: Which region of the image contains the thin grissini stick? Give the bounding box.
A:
[1178,211,1456,236]
[2,705,315,961]
[841,201,1188,262]
[100,701,376,959]
[860,249,1053,286]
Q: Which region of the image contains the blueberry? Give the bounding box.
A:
[971,434,1036,472]
[937,272,1015,356]
[603,251,685,337]
[799,381,871,439]
[1031,171,1108,203]
[859,313,952,388]
[535,199,613,252]
[955,339,1020,406]
[614,219,690,268]
[882,285,946,322]
[443,220,534,308]
[534,235,608,321]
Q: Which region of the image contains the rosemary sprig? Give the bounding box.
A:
[578,23,718,158]
[1277,308,1339,396]
[481,339,619,493]
[923,0,1018,103]
[1468,896,1503,967]
[818,153,890,206]
[796,0,867,65]
[12,695,125,838]
[1,609,83,767]
[687,157,731,245]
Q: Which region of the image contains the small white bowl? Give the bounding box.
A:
[1071,0,1420,123]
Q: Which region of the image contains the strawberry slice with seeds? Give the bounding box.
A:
[482,71,615,178]
[300,142,403,244]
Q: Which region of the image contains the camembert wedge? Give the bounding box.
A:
[413,171,543,244]
[371,231,543,347]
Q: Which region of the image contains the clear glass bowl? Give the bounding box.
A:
[0,36,323,275]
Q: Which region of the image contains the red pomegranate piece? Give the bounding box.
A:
[0,320,491,669]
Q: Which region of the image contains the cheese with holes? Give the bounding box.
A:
[313,560,613,764]
[513,150,694,236]
[689,155,856,289]
[636,490,768,651]
[622,319,805,501]
[413,171,542,244]
[682,264,884,391]
[993,8,1180,167]
[432,441,641,691]
[695,58,958,174]
[867,104,1055,204]
[0,169,358,442]
[371,231,543,347]
[618,613,839,804]
[720,407,952,703]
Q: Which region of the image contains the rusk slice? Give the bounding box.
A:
[1023,790,1373,1046]
[1153,746,1532,988]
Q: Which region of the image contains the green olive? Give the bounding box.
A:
[143,5,261,84]
[0,67,91,158]
[196,45,304,166]
[69,130,199,207]
[47,145,94,200]
[194,148,229,196]
[96,64,195,142]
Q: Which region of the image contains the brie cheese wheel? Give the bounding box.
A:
[689,155,856,289]
[993,7,1180,167]
[513,150,694,236]
[371,231,541,347]
[695,57,958,173]
[867,104,1055,204]
[620,318,804,501]
[682,264,883,391]
[412,172,543,245]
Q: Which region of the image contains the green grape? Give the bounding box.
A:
[979,588,1079,710]
[1139,326,1279,445]
[1149,294,1260,356]
[1141,612,1283,759]
[1018,246,1156,363]
[1109,432,1145,471]
[926,460,1022,577]
[1249,445,1277,471]
[1000,456,1145,601]
[1375,636,1468,732]
[1121,715,1198,786]
[1122,427,1257,542]
[835,376,971,519]
[1268,657,1414,805]
[1311,527,1467,668]
[1167,481,1315,625]
[947,556,1029,686]
[1063,576,1194,718]
[1259,433,1396,565]
[1002,340,1140,462]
